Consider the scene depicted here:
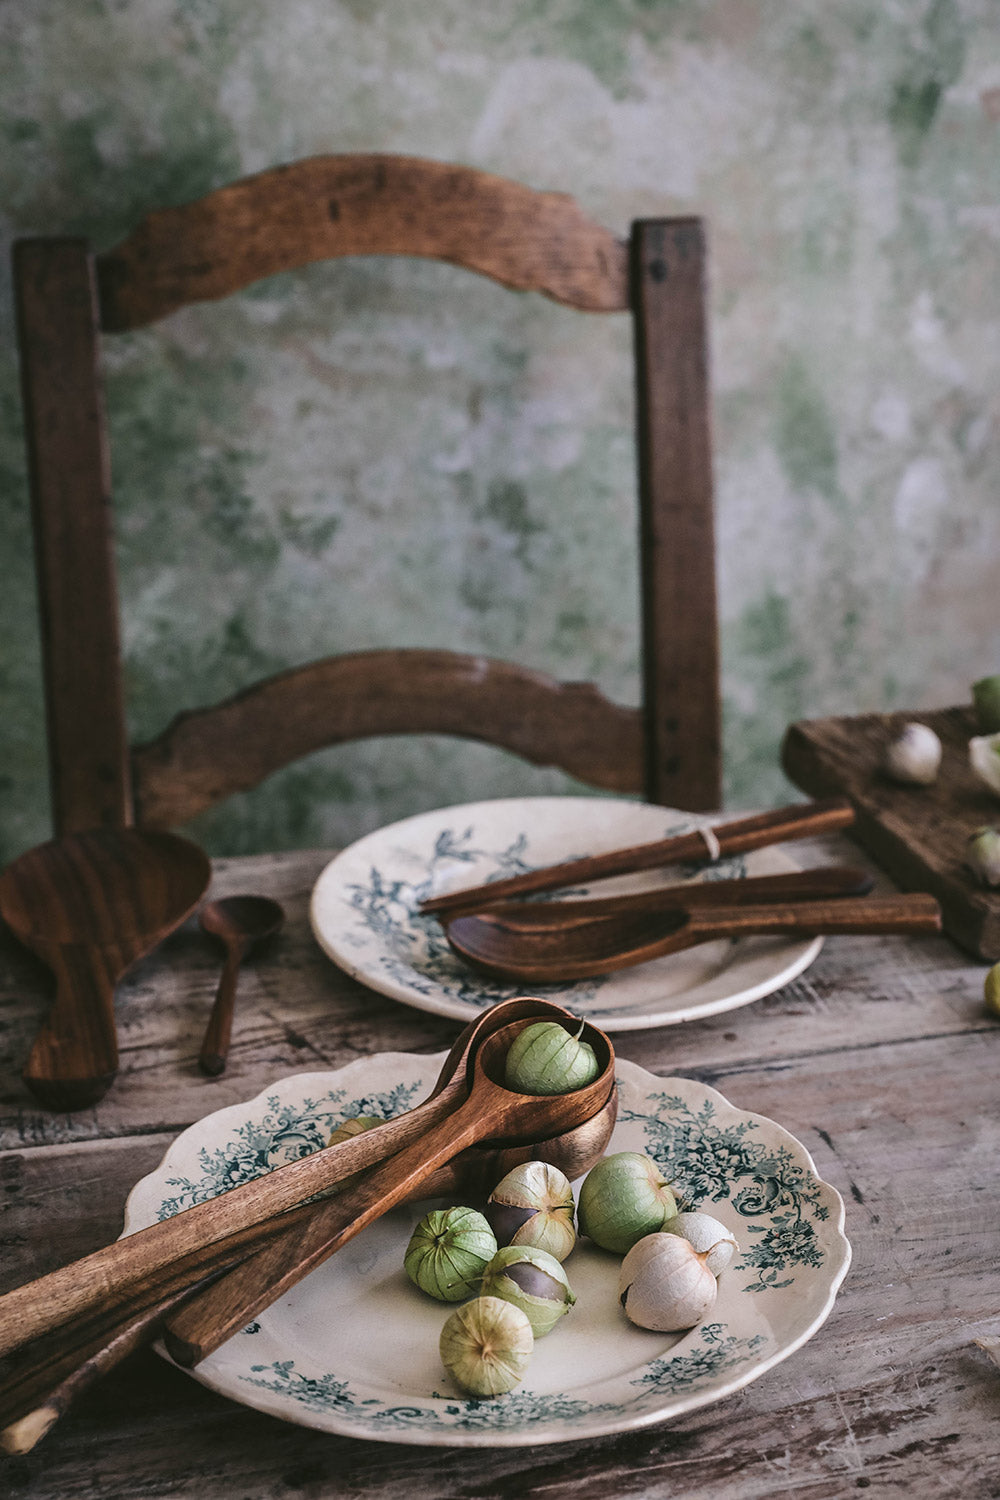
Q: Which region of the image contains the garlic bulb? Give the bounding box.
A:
[970,734,1000,799]
[966,828,1000,887]
[883,722,941,785]
[662,1211,739,1276]
[504,1020,599,1096]
[578,1152,677,1254]
[486,1160,576,1261]
[480,1245,576,1337]
[618,1232,717,1332]
[439,1295,534,1397]
[404,1206,497,1302]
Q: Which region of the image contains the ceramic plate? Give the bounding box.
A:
[125,1053,851,1448]
[309,797,824,1030]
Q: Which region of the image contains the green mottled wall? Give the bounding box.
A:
[2,1,999,860]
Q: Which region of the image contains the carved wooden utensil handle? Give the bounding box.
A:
[419,797,856,914]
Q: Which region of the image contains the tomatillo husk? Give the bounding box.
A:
[663,1211,739,1275]
[618,1232,717,1332]
[404,1205,497,1302]
[578,1151,677,1254]
[486,1159,576,1261]
[439,1295,534,1397]
[480,1245,576,1337]
[503,1020,599,1096]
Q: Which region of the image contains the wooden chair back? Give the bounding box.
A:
[13,154,719,837]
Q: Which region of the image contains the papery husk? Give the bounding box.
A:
[486,1159,576,1261]
[480,1244,576,1337]
[439,1296,534,1396]
[663,1211,739,1276]
[578,1151,677,1254]
[618,1232,717,1332]
[404,1206,497,1302]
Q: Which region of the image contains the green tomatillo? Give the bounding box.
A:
[503,1019,599,1096]
[578,1151,677,1254]
[439,1295,534,1397]
[480,1244,576,1337]
[404,1205,497,1302]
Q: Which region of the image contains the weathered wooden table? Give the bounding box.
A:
[1,836,997,1498]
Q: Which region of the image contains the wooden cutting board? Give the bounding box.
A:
[782,705,1000,962]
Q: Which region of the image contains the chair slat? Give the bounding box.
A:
[131,649,644,828]
[96,155,630,331]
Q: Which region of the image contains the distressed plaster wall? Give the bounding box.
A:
[2,1,998,860]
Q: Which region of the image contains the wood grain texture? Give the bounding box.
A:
[419,797,856,914]
[16,160,719,836]
[0,839,996,1495]
[130,649,645,827]
[95,154,630,329]
[12,240,131,836]
[0,830,209,1110]
[632,220,720,811]
[782,705,1000,959]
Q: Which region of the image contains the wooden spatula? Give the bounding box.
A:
[0,828,211,1110]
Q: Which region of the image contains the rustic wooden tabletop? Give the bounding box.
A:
[0,835,997,1498]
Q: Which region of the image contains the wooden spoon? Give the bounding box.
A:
[198,896,285,1076]
[162,1014,614,1366]
[439,865,875,940]
[0,829,210,1110]
[0,997,598,1362]
[0,1088,618,1454]
[446,894,943,983]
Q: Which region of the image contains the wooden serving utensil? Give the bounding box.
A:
[161,1014,614,1367]
[0,997,595,1363]
[447,894,943,984]
[0,829,211,1110]
[439,865,875,940]
[418,797,856,916]
[198,895,285,1076]
[0,1088,618,1454]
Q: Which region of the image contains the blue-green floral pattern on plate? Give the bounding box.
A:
[123,1053,850,1447]
[309,797,826,1032]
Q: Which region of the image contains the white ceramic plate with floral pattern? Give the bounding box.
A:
[309,797,823,1031]
[124,1052,851,1448]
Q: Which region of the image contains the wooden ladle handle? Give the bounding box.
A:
[22,948,119,1111]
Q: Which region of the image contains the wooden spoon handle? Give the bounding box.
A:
[198,942,243,1076]
[472,865,875,929]
[0,998,578,1361]
[685,893,942,942]
[161,1073,547,1367]
[419,798,855,914]
[22,948,119,1111]
[0,1082,460,1360]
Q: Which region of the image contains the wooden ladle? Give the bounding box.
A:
[446,894,943,984]
[0,998,607,1362]
[0,1087,618,1453]
[0,1005,614,1449]
[198,895,285,1076]
[0,829,210,1110]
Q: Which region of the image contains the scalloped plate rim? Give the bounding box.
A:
[124,1054,852,1448]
